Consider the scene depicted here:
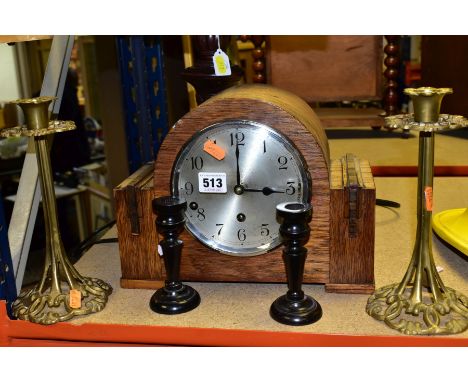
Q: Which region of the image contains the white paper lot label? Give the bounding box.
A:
[198,172,227,193]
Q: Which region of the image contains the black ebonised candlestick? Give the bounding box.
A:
[270,202,322,326]
[150,196,200,314]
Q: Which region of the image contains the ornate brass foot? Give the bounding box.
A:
[2,97,112,325]
[367,283,468,335]
[366,87,468,335]
[14,276,112,325]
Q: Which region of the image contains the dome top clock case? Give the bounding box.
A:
[116,84,376,293]
[154,84,331,284]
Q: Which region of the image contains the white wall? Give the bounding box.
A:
[0,43,21,104]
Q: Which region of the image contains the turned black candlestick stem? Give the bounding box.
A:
[150,196,200,314]
[270,202,322,325]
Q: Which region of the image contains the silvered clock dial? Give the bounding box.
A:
[171,120,311,256]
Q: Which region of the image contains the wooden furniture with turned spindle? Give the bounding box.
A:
[239,35,401,128]
[382,36,400,117]
[182,35,243,104]
[239,35,267,84]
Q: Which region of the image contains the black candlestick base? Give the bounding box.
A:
[150,282,200,315]
[270,293,322,326]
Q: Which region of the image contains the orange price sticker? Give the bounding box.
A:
[69,289,82,309]
[203,140,225,160]
[424,186,433,211]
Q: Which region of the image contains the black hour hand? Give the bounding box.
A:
[243,186,285,196]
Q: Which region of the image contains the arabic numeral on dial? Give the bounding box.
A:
[260,224,270,236]
[278,156,288,170]
[184,182,194,195]
[286,181,296,195]
[216,223,224,236]
[191,156,203,170]
[263,140,266,153]
[197,208,205,221]
[230,131,245,146]
[237,228,246,241]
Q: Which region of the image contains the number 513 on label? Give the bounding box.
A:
[198,172,227,193]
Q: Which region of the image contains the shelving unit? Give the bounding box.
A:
[1,177,467,346]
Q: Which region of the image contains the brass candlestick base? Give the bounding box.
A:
[367,283,468,335]
[366,87,468,335]
[14,276,112,325]
[1,97,112,325]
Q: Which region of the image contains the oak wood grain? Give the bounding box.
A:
[314,108,384,128]
[324,283,375,294]
[115,163,162,281]
[120,278,164,289]
[115,85,376,292]
[329,158,375,292]
[154,84,330,284]
[268,36,383,103]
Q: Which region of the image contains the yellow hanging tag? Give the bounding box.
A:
[212,48,231,76]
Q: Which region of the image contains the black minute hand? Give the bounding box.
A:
[243,187,285,196]
[235,143,241,186]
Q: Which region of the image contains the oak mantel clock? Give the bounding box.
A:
[115,84,376,293]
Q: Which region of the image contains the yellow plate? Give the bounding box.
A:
[432,208,468,256]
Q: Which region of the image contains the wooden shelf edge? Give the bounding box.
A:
[371,166,468,177]
[314,107,384,128]
[0,35,52,44]
[2,302,467,346]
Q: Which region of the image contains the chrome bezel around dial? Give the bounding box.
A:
[171,120,312,256]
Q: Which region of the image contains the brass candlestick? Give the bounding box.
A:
[366,87,468,335]
[1,97,112,325]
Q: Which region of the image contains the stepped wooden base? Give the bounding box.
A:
[122,278,375,295]
[325,283,375,294]
[120,278,164,290]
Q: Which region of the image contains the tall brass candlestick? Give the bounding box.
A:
[1,97,112,325]
[366,87,468,335]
